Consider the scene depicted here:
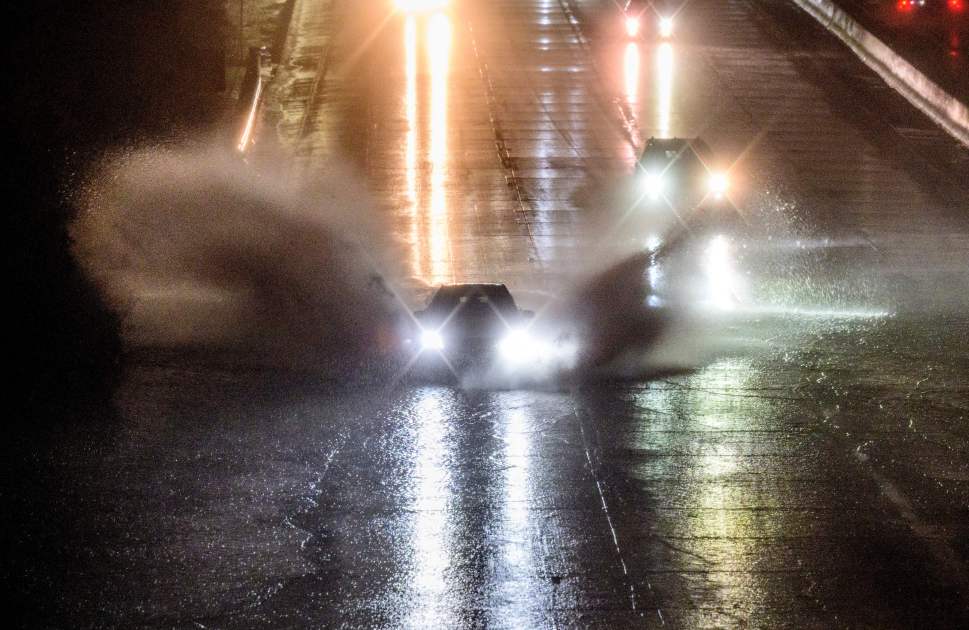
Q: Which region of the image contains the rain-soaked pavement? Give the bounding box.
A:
[25,0,969,627]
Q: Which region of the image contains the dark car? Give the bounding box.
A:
[406,283,551,378]
[636,137,732,217]
[623,1,675,38]
[633,138,747,310]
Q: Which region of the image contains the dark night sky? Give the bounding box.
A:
[5,4,226,622]
[6,1,226,414]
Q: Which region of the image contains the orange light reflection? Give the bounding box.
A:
[623,42,640,107]
[403,12,454,284]
[656,42,674,138]
[405,16,419,275]
[427,12,453,284]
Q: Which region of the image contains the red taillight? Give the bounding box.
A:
[949,0,965,13]
[897,0,914,12]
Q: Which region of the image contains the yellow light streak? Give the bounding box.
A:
[405,16,420,276]
[623,42,640,107]
[656,42,674,138]
[427,12,452,284]
[237,75,263,153]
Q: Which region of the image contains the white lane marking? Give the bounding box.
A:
[856,451,969,592]
[573,403,664,624]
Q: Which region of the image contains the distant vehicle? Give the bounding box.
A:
[622,1,674,39]
[896,0,965,14]
[896,0,937,12]
[634,138,746,311]
[406,283,551,377]
[636,137,732,220]
[394,0,449,13]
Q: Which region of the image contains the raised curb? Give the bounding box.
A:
[792,0,969,147]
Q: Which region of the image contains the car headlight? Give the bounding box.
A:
[498,329,537,363]
[421,329,445,351]
[643,173,665,200]
[659,16,674,38]
[707,172,729,198]
[625,16,640,37]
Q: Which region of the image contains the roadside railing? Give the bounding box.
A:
[793,0,969,147]
[235,46,273,155]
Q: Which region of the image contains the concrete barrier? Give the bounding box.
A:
[793,0,969,147]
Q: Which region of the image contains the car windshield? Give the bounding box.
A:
[639,140,709,176]
[427,285,518,317]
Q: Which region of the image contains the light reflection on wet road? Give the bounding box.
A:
[39,0,969,627]
[407,390,452,626]
[655,41,673,139]
[400,10,461,284]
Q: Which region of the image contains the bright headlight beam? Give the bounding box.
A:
[707,172,729,198]
[625,16,640,38]
[659,16,674,38]
[703,234,742,310]
[499,329,537,364]
[421,329,445,351]
[643,173,665,200]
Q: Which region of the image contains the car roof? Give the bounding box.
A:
[427,283,518,310]
[644,136,712,150]
[433,283,510,295]
[643,137,691,150]
[639,137,714,165]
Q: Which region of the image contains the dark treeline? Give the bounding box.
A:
[7,1,226,416]
[4,2,225,623]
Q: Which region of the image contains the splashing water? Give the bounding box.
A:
[72,145,403,372]
[70,144,898,386]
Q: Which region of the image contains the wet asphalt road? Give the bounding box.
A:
[29,0,969,627]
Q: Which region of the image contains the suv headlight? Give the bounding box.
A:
[643,173,665,200]
[707,172,729,198]
[498,329,536,363]
[421,329,444,351]
[625,16,640,37]
[659,17,674,38]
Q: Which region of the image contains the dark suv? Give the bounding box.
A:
[636,137,732,218]
[407,284,542,377]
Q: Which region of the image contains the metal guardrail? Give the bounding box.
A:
[793,0,969,147]
[236,46,273,155]
[232,0,299,156]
